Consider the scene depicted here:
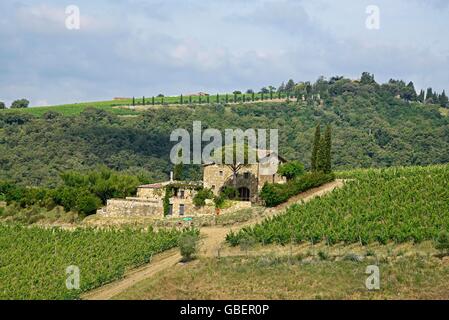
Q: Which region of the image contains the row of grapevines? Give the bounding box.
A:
[227,164,449,246]
[0,225,197,299]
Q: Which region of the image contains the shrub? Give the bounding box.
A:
[278,161,305,181]
[435,232,449,256]
[213,195,225,209]
[192,188,214,207]
[220,186,237,200]
[260,172,335,207]
[10,99,29,109]
[179,233,199,262]
[75,192,102,215]
[239,235,256,256]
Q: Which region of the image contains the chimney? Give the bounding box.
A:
[170,171,174,182]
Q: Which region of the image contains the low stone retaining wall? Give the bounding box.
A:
[97,199,252,218]
[98,199,163,218]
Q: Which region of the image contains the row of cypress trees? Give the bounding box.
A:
[311,123,332,174]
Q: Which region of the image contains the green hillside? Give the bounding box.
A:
[1,93,283,117]
[1,77,448,187]
[227,164,449,245]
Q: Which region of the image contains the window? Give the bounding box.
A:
[179,204,185,216]
[219,170,223,176]
[212,185,216,190]
[168,204,173,216]
[244,172,250,179]
[179,190,185,199]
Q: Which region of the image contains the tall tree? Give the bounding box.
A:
[285,79,295,93]
[317,135,326,173]
[311,124,321,172]
[10,99,29,109]
[418,90,425,103]
[440,90,449,108]
[403,82,417,101]
[0,101,5,109]
[360,72,376,85]
[426,88,434,103]
[323,125,332,174]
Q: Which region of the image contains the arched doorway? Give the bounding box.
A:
[238,187,250,201]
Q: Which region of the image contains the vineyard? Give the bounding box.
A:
[0,225,197,299]
[227,165,449,246]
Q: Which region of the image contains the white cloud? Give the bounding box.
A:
[0,0,448,106]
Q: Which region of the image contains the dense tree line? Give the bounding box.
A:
[0,167,145,215]
[0,75,448,189]
[268,73,449,108]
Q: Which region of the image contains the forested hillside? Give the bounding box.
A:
[1,77,448,187]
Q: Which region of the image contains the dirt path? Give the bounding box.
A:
[82,179,344,300]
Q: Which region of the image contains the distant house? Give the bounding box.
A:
[185,92,209,96]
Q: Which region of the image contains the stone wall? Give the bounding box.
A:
[98,199,164,217]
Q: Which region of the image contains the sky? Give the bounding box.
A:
[0,0,448,107]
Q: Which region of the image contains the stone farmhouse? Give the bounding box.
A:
[98,150,287,218]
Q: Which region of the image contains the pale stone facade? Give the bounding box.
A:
[203,152,287,203]
[97,152,286,217]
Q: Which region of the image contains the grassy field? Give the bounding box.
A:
[227,165,449,246]
[114,252,449,300]
[0,93,293,117]
[0,224,197,300]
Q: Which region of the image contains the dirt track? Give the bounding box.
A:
[82,180,344,300]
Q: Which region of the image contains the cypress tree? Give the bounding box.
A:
[225,94,228,103]
[234,93,237,103]
[323,125,332,174]
[143,96,145,106]
[199,95,202,104]
[433,91,439,102]
[311,124,321,172]
[207,95,210,104]
[317,135,326,173]
[189,95,192,104]
[418,90,425,103]
[152,96,155,105]
[243,94,246,103]
[180,94,183,105]
[132,97,135,106]
[426,88,433,103]
[252,92,255,101]
[440,90,449,108]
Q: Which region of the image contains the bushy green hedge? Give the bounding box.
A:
[0,167,143,216]
[260,172,335,207]
[192,188,214,207]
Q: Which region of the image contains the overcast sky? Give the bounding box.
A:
[1,0,448,106]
